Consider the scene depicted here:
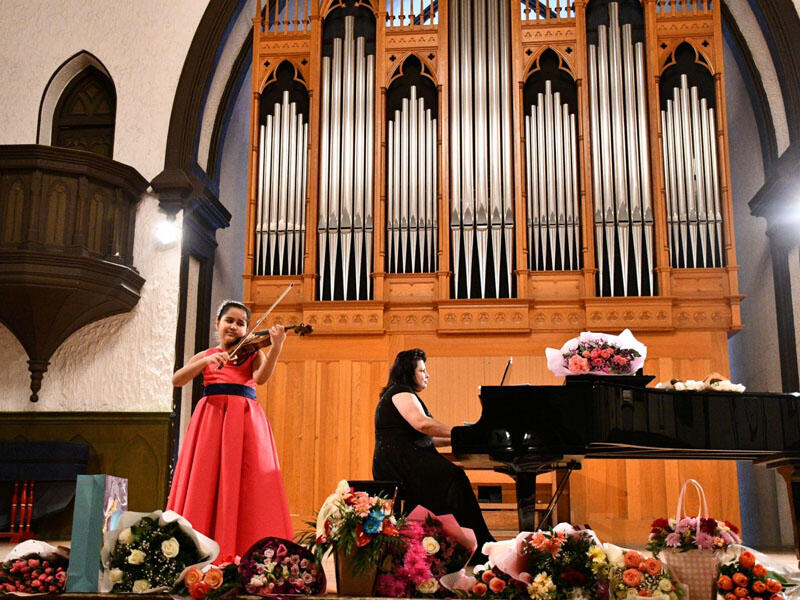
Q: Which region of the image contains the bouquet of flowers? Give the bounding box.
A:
[645,516,741,556]
[175,556,241,599]
[655,372,745,393]
[301,480,404,575]
[239,537,325,596]
[717,550,789,600]
[545,329,647,377]
[606,547,682,600]
[375,507,476,597]
[99,510,218,593]
[480,524,611,600]
[469,564,530,600]
[0,540,69,594]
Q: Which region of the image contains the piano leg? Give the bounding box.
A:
[515,473,537,531]
[776,464,800,568]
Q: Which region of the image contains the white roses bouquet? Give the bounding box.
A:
[99,510,218,593]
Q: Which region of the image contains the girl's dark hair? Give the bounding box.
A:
[381,348,427,395]
[216,300,251,324]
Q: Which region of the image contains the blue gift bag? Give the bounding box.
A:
[65,474,127,593]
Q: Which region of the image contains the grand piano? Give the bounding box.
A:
[451,377,800,559]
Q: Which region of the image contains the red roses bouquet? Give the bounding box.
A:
[0,541,69,594]
[717,550,789,600]
[545,329,646,376]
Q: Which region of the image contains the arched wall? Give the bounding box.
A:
[0,0,207,411]
[37,51,114,146]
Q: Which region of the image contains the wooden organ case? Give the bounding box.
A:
[244,0,743,544]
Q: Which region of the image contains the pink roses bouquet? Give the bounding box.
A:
[239,537,325,596]
[546,329,647,376]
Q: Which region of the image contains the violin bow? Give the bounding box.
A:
[217,283,294,369]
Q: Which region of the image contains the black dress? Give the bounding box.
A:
[372,383,495,552]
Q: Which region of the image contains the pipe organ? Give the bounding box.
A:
[246,0,743,547]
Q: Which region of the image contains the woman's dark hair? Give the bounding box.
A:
[381,348,427,395]
[215,300,251,324]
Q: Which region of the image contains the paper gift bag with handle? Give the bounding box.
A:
[65,474,127,592]
[661,479,721,600]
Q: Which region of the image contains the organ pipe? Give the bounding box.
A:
[588,2,653,296]
[524,82,581,271]
[449,0,514,298]
[254,92,308,276]
[316,15,375,299]
[386,85,438,273]
[659,75,724,268]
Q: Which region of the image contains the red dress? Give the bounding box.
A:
[167,348,293,557]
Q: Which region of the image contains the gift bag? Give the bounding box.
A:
[661,480,720,600]
[65,474,127,593]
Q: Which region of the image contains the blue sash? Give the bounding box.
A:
[203,383,257,399]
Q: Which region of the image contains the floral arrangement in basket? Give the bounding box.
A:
[545,329,647,377]
[606,547,682,600]
[717,550,790,600]
[100,510,218,593]
[375,507,476,597]
[175,556,241,599]
[477,523,611,600]
[645,516,741,556]
[0,540,69,594]
[300,480,404,575]
[239,537,325,596]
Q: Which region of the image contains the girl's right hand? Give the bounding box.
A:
[206,352,230,367]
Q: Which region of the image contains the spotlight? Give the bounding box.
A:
[155,218,181,247]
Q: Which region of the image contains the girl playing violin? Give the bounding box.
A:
[167,300,293,558]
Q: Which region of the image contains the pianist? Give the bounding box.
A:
[372,348,495,559]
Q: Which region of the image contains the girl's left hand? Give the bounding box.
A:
[269,324,287,348]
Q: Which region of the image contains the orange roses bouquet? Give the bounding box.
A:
[175,556,241,599]
[607,549,682,600]
[717,550,789,600]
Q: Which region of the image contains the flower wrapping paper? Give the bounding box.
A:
[98,509,219,593]
[545,329,647,377]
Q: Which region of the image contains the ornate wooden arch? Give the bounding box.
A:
[258,58,310,93]
[524,46,577,80]
[659,39,715,77]
[386,52,437,88]
[321,0,377,19]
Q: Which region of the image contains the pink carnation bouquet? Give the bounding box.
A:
[375,507,476,597]
[545,329,647,377]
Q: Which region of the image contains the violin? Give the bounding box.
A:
[227,323,313,366]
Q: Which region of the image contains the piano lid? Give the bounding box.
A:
[451,380,800,466]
